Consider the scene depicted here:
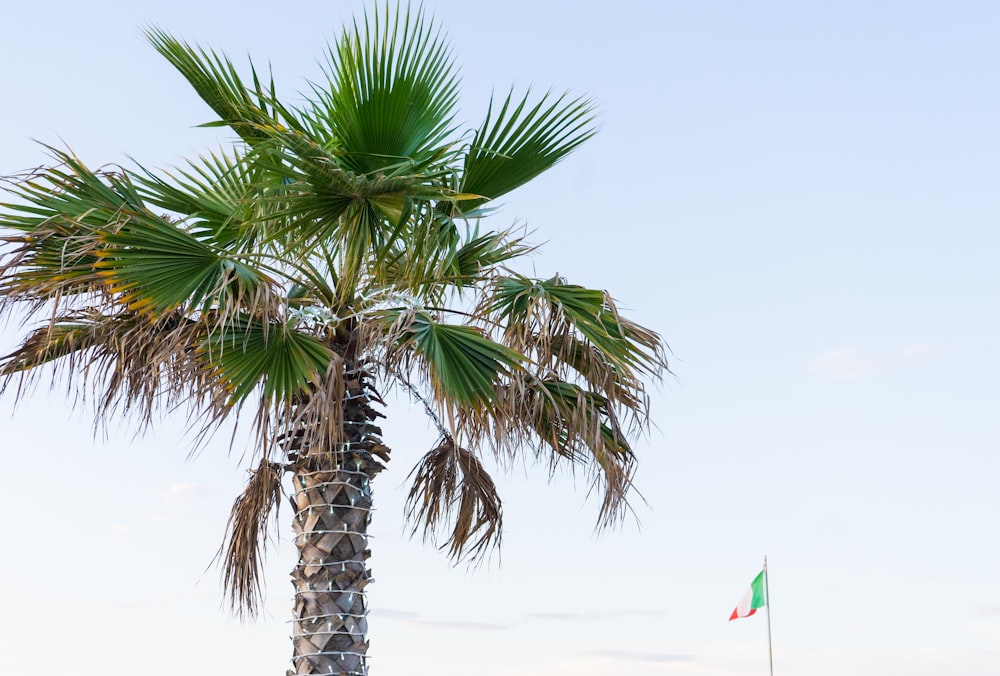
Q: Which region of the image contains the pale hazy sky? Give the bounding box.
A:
[2,2,998,675]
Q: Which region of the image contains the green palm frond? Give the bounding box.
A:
[482,274,667,380]
[310,3,460,176]
[382,309,522,407]
[146,28,279,145]
[451,229,534,280]
[95,212,272,318]
[383,222,535,300]
[373,208,461,300]
[255,126,415,237]
[544,332,644,410]
[530,378,630,460]
[458,89,596,211]
[206,318,333,403]
[131,147,275,250]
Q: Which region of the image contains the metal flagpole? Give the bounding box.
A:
[764,555,774,676]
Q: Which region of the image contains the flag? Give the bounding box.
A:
[730,569,766,620]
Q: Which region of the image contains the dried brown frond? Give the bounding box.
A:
[405,437,502,562]
[362,305,417,352]
[268,350,346,460]
[358,306,428,398]
[0,218,114,319]
[203,260,285,333]
[218,457,284,618]
[474,273,669,393]
[542,332,649,415]
[454,370,639,530]
[0,309,221,431]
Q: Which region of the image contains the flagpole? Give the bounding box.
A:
[764,555,773,676]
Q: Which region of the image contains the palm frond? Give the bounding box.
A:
[380,220,535,301]
[146,28,279,145]
[405,436,502,561]
[458,89,596,211]
[219,458,284,618]
[252,127,415,244]
[545,332,645,412]
[451,228,535,280]
[380,309,522,408]
[0,310,211,427]
[310,2,460,175]
[0,149,143,312]
[482,273,668,382]
[205,318,333,404]
[459,372,638,530]
[130,147,279,251]
[95,210,272,318]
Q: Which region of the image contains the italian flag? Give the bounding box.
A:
[729,569,766,621]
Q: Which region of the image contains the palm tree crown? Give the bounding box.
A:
[0,5,667,675]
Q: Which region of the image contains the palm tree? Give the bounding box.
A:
[0,5,667,675]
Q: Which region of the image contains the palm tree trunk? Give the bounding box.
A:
[288,365,388,676]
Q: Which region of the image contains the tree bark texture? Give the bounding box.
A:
[288,365,388,676]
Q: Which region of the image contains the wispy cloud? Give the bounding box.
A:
[579,649,695,664]
[102,488,202,534]
[95,599,148,610]
[808,343,938,380]
[372,608,511,631]
[373,608,420,620]
[374,607,665,633]
[186,590,222,604]
[138,511,174,523]
[417,619,511,631]
[525,609,664,622]
[966,619,1000,645]
[974,605,1000,617]
[160,482,209,506]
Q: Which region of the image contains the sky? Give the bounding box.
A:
[1,1,999,675]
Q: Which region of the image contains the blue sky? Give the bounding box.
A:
[1,2,998,675]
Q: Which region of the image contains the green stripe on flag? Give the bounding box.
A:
[749,570,766,609]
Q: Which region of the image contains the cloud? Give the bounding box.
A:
[186,590,222,604]
[159,482,209,506]
[374,607,665,633]
[95,600,148,610]
[417,619,511,631]
[138,511,174,523]
[974,605,1000,617]
[373,608,511,632]
[373,608,420,620]
[525,609,664,622]
[966,619,1000,645]
[579,649,695,664]
[808,343,938,380]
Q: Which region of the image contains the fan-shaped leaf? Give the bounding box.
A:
[392,310,522,407]
[311,3,460,175]
[459,89,596,210]
[206,319,332,403]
